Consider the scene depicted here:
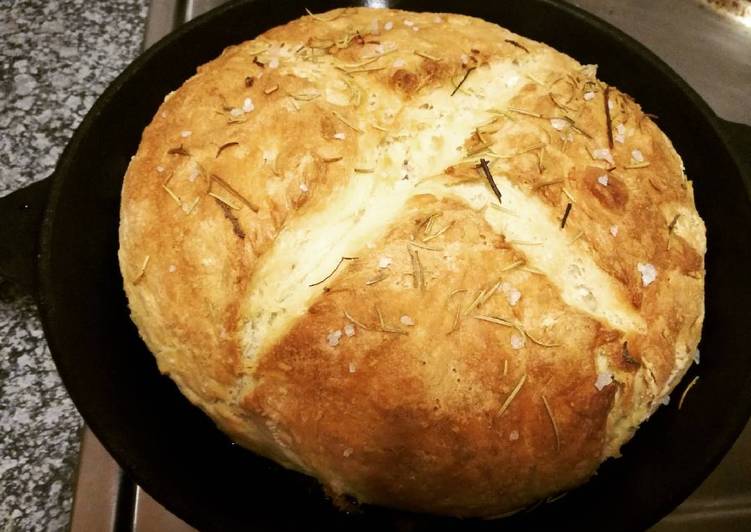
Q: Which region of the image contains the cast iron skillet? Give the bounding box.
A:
[1,0,750,530]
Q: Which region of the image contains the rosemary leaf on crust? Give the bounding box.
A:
[308,256,358,287]
[499,374,527,416]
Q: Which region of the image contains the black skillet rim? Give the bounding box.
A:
[37,0,751,530]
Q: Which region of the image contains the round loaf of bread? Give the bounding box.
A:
[119,8,706,517]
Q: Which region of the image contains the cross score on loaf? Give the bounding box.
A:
[118,8,706,517]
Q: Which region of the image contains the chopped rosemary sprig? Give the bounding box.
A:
[162,184,182,207]
[604,86,614,149]
[423,221,454,243]
[365,272,388,285]
[678,376,699,410]
[534,179,564,190]
[622,341,640,366]
[207,192,240,210]
[216,142,239,158]
[414,50,442,62]
[541,395,561,452]
[344,310,370,330]
[504,39,530,53]
[561,202,572,229]
[451,66,476,96]
[211,174,259,212]
[308,256,358,287]
[499,374,527,416]
[667,214,681,250]
[332,110,363,133]
[374,305,408,334]
[478,158,502,205]
[473,315,514,327]
[508,107,544,118]
[408,246,425,292]
[446,305,462,335]
[133,255,150,285]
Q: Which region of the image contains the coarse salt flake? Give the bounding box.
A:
[348,362,357,373]
[242,97,254,113]
[187,166,200,182]
[412,26,419,32]
[268,57,279,69]
[180,130,192,138]
[299,183,309,192]
[501,282,521,306]
[550,118,568,131]
[327,330,343,347]
[404,20,414,26]
[631,149,644,162]
[615,124,626,143]
[597,174,609,186]
[610,225,619,237]
[378,256,392,269]
[400,315,415,326]
[583,91,595,101]
[384,21,393,30]
[508,289,521,306]
[156,165,165,173]
[693,348,700,365]
[608,99,615,110]
[594,371,613,391]
[509,430,519,441]
[660,395,670,406]
[510,334,525,350]
[392,58,406,68]
[592,148,614,164]
[333,132,346,140]
[343,448,353,457]
[344,323,355,337]
[168,265,176,272]
[637,262,657,286]
[229,107,243,117]
[505,74,519,88]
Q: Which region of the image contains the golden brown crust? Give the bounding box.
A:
[119,7,705,517]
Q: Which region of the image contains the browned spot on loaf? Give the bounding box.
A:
[585,166,629,212]
[391,69,420,94]
[320,115,337,139]
[629,285,643,309]
[593,325,621,346]
[420,59,442,78]
[214,198,245,240]
[419,58,452,89]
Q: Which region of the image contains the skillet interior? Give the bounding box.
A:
[39,0,751,530]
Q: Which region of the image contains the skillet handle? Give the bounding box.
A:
[0,176,53,295]
[716,118,751,196]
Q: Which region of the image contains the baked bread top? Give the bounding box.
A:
[119,7,705,517]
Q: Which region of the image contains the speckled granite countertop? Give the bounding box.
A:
[0,1,148,530]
